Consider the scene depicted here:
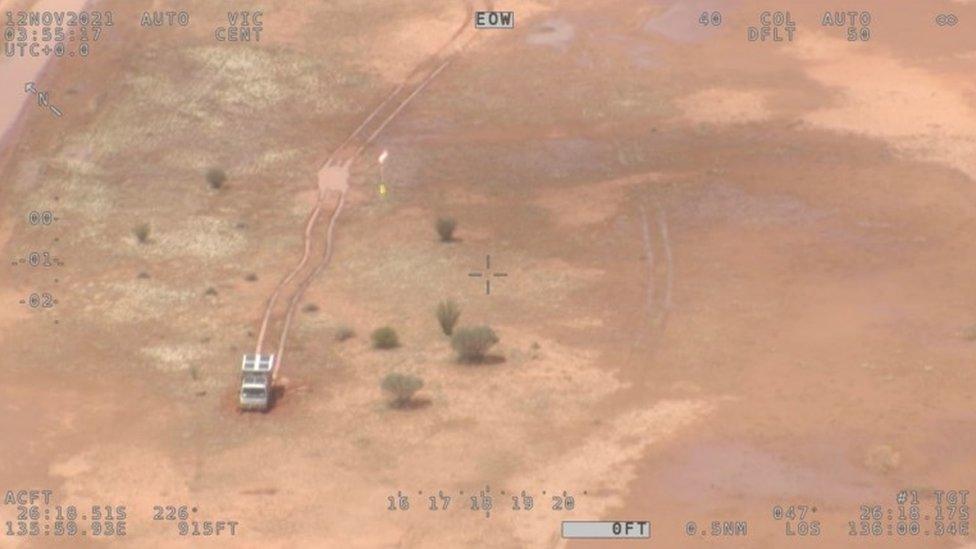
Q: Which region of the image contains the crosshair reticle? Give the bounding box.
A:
[468,254,507,295]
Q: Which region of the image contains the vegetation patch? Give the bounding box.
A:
[381,372,424,408]
[435,217,457,242]
[371,326,400,349]
[436,299,461,335]
[451,326,499,363]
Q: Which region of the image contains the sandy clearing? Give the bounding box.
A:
[676,88,771,125]
[526,18,575,50]
[364,2,466,82]
[534,171,663,227]
[790,32,976,181]
[317,161,351,194]
[509,399,715,547]
[0,287,32,343]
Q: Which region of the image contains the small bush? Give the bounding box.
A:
[435,217,457,242]
[436,299,461,335]
[451,325,499,363]
[133,223,151,244]
[381,372,423,408]
[204,287,218,296]
[371,326,399,349]
[335,325,355,342]
[206,167,227,190]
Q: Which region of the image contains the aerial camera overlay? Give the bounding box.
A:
[0,0,975,547]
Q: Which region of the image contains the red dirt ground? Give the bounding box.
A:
[1,0,975,547]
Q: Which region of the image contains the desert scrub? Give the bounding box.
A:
[335,325,355,342]
[435,217,457,242]
[381,372,423,408]
[451,325,499,363]
[133,223,151,244]
[436,299,461,336]
[371,326,399,349]
[206,167,227,189]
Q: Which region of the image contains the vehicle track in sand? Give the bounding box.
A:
[254,1,488,384]
[629,197,674,367]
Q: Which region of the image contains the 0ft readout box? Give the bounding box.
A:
[562,521,651,539]
[474,11,514,29]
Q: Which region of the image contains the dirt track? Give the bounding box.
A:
[1,0,975,547]
[255,0,486,379]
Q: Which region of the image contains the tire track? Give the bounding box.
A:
[254,1,486,383]
[638,203,656,319]
[632,196,674,361]
[253,86,405,355]
[641,198,675,327]
[653,200,674,328]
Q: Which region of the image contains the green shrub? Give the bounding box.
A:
[371,326,399,349]
[435,217,457,242]
[451,325,499,363]
[436,299,461,335]
[381,372,423,408]
[206,167,227,190]
[133,223,151,244]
